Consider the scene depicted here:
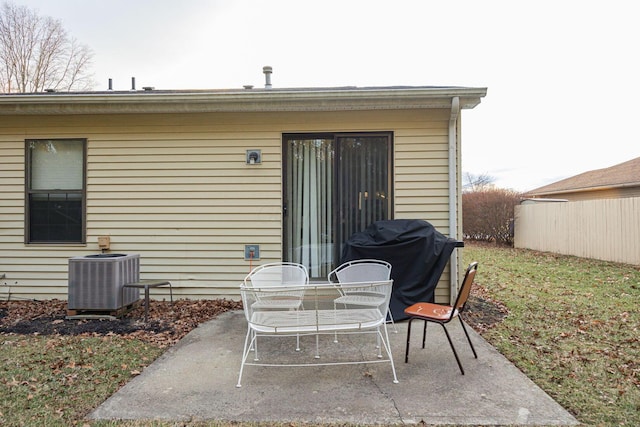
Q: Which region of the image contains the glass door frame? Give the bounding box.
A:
[282,132,394,279]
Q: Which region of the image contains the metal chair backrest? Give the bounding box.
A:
[245,262,309,288]
[328,259,391,283]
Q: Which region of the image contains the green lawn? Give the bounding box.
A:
[1,244,638,426]
[464,244,640,426]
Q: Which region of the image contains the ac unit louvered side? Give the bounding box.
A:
[68,254,140,310]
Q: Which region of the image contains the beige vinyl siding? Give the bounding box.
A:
[0,142,25,247]
[394,110,451,231]
[1,108,458,301]
[394,111,454,301]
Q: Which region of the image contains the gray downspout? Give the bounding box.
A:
[448,96,460,304]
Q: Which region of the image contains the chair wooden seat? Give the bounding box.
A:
[404,303,456,321]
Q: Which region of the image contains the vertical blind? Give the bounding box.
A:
[286,138,334,277]
[285,134,390,278]
[336,136,389,248]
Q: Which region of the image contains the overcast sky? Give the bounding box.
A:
[13,0,640,192]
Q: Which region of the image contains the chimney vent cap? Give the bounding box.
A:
[263,66,273,89]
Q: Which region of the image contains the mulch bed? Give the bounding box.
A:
[0,288,506,347]
[0,299,242,347]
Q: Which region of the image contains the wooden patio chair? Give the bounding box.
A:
[403,261,479,374]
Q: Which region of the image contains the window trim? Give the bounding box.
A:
[24,139,87,245]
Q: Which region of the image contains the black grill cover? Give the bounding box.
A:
[340,219,461,321]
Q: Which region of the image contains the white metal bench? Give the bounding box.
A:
[236,280,398,387]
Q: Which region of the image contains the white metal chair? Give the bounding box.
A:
[237,279,398,387]
[328,259,396,336]
[243,262,309,351]
[244,262,309,310]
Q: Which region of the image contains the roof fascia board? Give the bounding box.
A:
[0,87,487,115]
[528,181,640,197]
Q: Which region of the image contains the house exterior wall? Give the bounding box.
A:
[0,108,458,301]
[514,197,640,265]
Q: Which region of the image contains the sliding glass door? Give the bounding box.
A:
[284,133,392,278]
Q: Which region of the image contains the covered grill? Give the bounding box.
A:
[340,219,462,321]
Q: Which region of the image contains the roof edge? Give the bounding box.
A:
[0,86,487,115]
[526,181,640,197]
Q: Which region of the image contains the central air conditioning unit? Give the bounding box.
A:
[68,253,140,311]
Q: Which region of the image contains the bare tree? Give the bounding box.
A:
[463,172,495,192]
[0,2,94,93]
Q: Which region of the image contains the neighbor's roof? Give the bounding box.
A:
[0,85,487,115]
[527,156,640,196]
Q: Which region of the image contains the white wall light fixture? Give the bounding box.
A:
[246,150,261,165]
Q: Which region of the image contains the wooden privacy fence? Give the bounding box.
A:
[514,197,640,266]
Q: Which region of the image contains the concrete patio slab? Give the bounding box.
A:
[90,310,579,425]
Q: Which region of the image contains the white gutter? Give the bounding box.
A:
[0,86,487,115]
[449,96,460,304]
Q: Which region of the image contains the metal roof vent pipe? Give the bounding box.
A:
[108,78,113,90]
[263,66,272,89]
[131,77,136,91]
